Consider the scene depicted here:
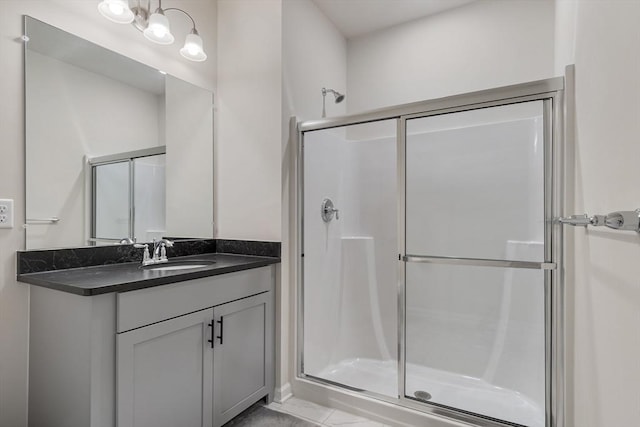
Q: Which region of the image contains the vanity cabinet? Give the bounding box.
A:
[213,292,272,426]
[27,265,275,427]
[116,291,272,427]
[116,309,214,427]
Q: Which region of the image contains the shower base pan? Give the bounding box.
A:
[316,358,543,427]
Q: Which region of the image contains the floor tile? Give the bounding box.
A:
[324,409,387,427]
[223,404,318,427]
[280,397,335,424]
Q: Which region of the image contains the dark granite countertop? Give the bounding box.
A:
[17,253,280,296]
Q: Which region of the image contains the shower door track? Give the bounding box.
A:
[296,75,567,427]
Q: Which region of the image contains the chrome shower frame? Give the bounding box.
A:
[294,75,567,427]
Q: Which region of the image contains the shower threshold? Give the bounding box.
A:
[315,358,543,427]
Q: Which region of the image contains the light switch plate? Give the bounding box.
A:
[0,199,14,228]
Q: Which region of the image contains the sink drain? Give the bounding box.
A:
[414,390,432,401]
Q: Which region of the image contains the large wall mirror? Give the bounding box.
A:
[24,16,214,250]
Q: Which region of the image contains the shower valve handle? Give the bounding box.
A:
[321,198,339,222]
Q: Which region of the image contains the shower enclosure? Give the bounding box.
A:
[296,78,564,427]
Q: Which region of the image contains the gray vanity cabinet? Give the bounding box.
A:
[116,309,214,427]
[115,266,275,427]
[116,291,273,427]
[27,265,275,427]
[213,292,273,426]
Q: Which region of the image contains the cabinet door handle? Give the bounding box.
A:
[207,321,214,348]
[216,317,224,345]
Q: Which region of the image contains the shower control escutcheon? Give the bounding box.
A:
[321,198,339,222]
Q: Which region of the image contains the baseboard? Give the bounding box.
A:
[274,382,293,403]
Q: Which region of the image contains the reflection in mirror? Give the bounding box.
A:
[90,148,166,244]
[24,16,214,250]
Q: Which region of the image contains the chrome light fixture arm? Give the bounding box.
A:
[164,7,196,30]
[97,0,207,61]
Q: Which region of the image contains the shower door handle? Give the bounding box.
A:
[402,255,556,270]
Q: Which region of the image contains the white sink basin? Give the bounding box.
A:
[142,260,215,271]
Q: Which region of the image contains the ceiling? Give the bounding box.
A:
[312,0,477,38]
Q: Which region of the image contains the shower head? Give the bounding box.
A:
[322,87,345,103]
[321,87,346,117]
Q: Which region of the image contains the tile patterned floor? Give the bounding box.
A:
[268,397,391,427]
[223,403,317,426]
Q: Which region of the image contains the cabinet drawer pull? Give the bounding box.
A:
[216,317,224,345]
[207,321,214,348]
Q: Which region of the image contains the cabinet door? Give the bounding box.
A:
[213,292,273,426]
[117,309,214,427]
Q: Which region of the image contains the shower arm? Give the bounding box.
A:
[558,209,640,231]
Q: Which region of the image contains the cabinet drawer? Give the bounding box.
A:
[117,266,273,332]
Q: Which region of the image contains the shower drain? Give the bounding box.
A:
[413,390,432,401]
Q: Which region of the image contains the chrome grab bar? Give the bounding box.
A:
[558,209,640,232]
[26,217,59,224]
[402,255,556,270]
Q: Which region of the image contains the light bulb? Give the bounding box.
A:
[98,0,134,24]
[179,32,207,62]
[108,3,124,15]
[153,26,166,38]
[143,10,174,45]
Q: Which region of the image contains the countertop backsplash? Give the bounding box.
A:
[18,239,280,275]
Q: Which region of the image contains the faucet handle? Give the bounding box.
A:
[134,244,152,266]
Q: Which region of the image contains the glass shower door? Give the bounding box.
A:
[301,119,398,397]
[403,101,548,427]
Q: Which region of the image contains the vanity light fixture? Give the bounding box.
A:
[97,0,207,62]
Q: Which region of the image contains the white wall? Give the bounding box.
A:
[0,1,216,425]
[281,0,347,400]
[347,0,555,113]
[216,0,282,241]
[555,1,640,426]
[282,0,347,122]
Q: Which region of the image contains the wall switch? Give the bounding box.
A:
[0,199,14,228]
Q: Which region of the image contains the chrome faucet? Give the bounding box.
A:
[134,238,174,266]
[152,238,174,263]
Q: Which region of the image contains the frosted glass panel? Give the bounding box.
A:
[405,101,544,261]
[405,264,545,427]
[302,120,398,397]
[405,262,545,427]
[133,155,166,242]
[94,161,130,239]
